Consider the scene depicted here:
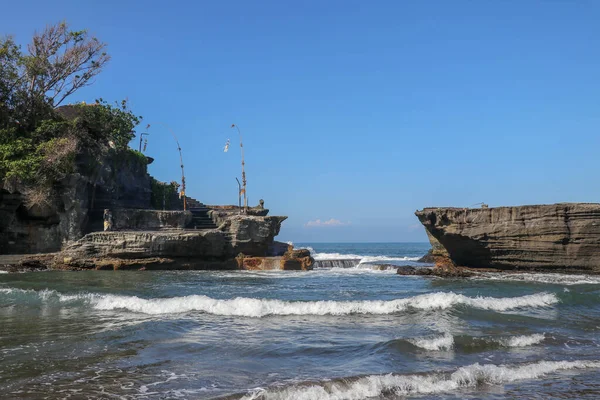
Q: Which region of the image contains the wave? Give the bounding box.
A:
[0,286,559,317]
[1,288,558,316]
[404,332,544,352]
[240,360,600,400]
[0,287,96,303]
[301,247,421,265]
[409,332,454,351]
[93,291,560,316]
[472,272,600,286]
[498,333,546,347]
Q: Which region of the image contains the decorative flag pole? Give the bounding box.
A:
[139,124,150,153]
[231,124,247,212]
[148,122,187,211]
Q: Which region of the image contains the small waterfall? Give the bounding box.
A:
[313,259,361,269]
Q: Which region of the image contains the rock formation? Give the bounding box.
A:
[415,204,600,272]
[52,213,312,271]
[1,150,152,254]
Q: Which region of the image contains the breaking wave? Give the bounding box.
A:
[0,288,559,317]
[240,360,600,400]
[302,247,421,265]
[498,333,546,347]
[89,291,561,316]
[472,272,600,286]
[409,332,454,351]
[405,333,545,352]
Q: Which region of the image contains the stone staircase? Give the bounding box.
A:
[185,196,217,230]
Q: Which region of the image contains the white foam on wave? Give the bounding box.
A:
[0,287,98,303]
[241,360,600,400]
[408,333,545,351]
[0,287,559,317]
[92,291,558,316]
[302,247,421,264]
[498,333,546,348]
[0,271,9,274]
[325,266,399,275]
[472,272,600,286]
[409,332,454,351]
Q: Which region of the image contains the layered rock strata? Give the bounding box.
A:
[53,214,313,271]
[415,203,600,272]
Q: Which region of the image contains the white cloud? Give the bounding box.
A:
[304,218,351,228]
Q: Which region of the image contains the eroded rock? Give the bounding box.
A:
[416,204,600,272]
[53,213,306,271]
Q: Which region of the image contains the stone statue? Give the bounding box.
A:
[103,209,113,231]
[258,199,265,209]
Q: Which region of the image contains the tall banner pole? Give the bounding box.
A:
[231,124,247,212]
[148,123,187,211]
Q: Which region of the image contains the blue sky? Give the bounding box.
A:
[3,1,600,242]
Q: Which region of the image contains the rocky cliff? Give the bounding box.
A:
[415,203,600,272]
[0,150,152,254]
[52,214,313,271]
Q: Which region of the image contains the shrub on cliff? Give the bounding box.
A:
[151,179,180,210]
[0,22,143,206]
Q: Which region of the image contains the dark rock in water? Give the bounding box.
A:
[392,265,435,276]
[372,264,397,271]
[395,265,417,275]
[394,263,468,277]
[415,204,600,272]
[431,264,473,278]
[0,254,53,273]
[417,249,435,263]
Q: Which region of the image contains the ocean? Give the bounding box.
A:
[1,242,600,399]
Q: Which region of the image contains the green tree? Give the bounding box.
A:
[0,21,110,132]
[0,21,146,208]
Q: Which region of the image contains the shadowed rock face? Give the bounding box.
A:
[0,150,151,254]
[415,204,600,272]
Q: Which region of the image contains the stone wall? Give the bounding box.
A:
[111,209,192,230]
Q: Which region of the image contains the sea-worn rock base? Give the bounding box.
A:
[47,213,313,271]
[416,203,600,272]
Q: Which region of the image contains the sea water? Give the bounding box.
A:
[1,243,600,399]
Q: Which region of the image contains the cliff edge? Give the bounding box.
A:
[415,203,600,272]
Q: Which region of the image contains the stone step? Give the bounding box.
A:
[190,224,217,230]
[184,196,205,209]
